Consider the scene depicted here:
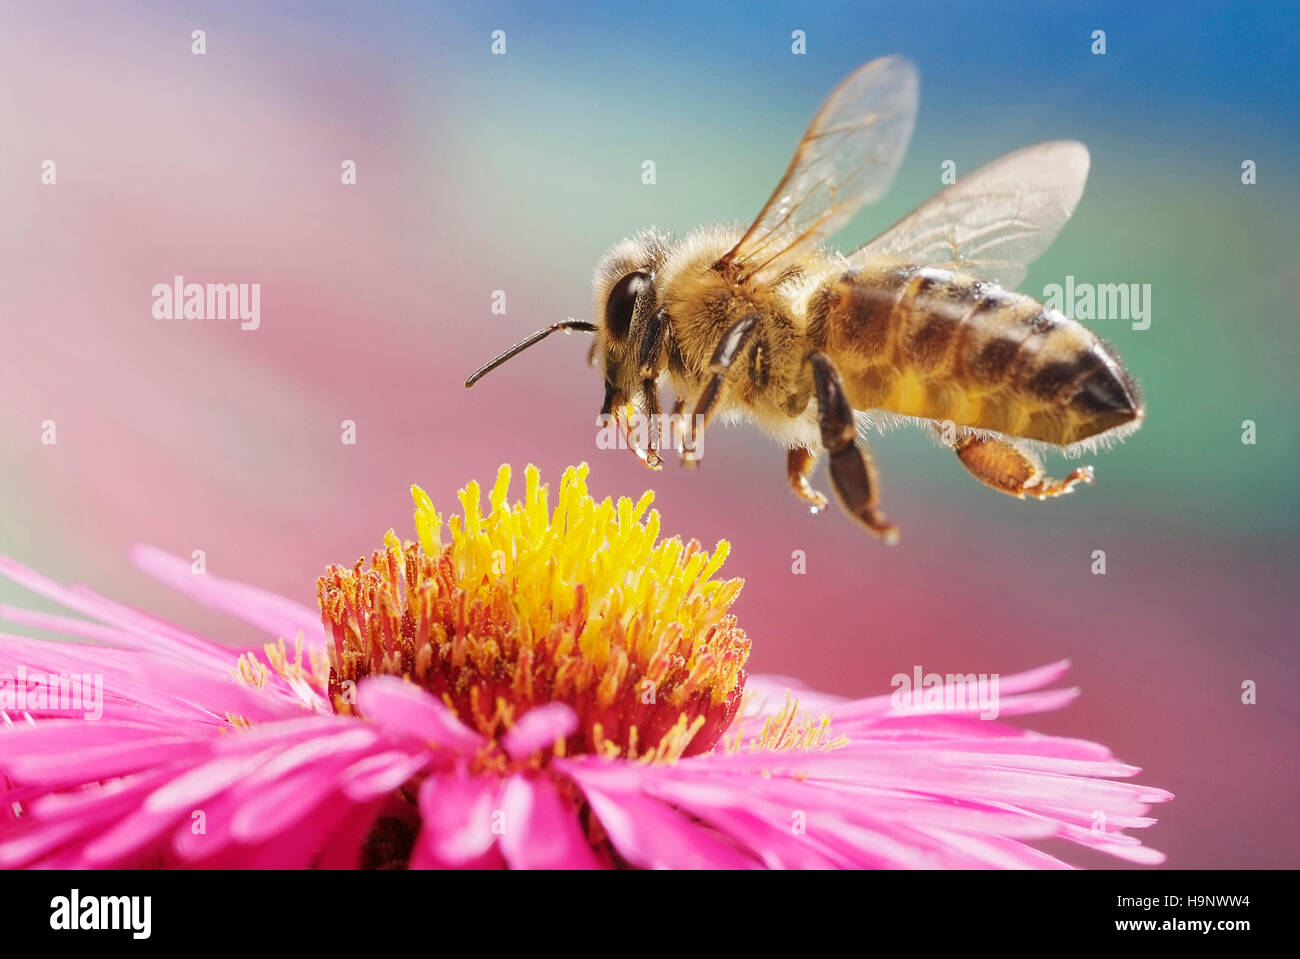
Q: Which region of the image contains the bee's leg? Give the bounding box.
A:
[808,351,899,544]
[681,314,759,468]
[953,434,1094,499]
[638,379,664,470]
[635,311,669,469]
[602,381,655,469]
[637,310,668,382]
[614,402,658,470]
[786,446,828,512]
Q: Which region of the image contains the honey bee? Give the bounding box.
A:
[466,56,1143,543]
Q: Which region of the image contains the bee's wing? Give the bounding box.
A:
[717,56,919,285]
[851,140,1090,290]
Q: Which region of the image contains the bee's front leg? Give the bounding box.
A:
[613,402,660,470]
[632,310,670,470]
[638,379,664,470]
[680,314,759,468]
[602,380,658,470]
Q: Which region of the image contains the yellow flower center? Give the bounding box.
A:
[316,464,750,763]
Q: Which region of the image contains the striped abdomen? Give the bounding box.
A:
[806,264,1143,447]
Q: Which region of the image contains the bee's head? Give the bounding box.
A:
[463,229,670,404]
[590,230,670,413]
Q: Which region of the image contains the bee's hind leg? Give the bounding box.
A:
[808,351,899,544]
[786,446,828,512]
[952,433,1094,499]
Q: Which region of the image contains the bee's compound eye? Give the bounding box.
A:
[605,271,650,341]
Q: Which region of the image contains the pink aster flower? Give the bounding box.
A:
[0,464,1170,868]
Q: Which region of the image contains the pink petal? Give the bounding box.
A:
[497,774,600,869]
[339,750,431,801]
[560,759,758,869]
[0,771,174,868]
[415,770,500,866]
[0,554,232,671]
[314,798,386,870]
[501,702,578,761]
[357,676,484,755]
[130,545,326,657]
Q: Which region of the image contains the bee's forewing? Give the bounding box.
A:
[719,56,919,285]
[852,140,1090,290]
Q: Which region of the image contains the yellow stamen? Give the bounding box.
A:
[317,464,751,763]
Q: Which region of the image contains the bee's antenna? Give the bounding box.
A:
[464,319,598,387]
